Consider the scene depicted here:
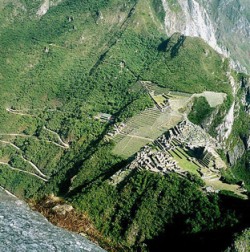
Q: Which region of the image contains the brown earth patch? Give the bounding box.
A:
[29,195,125,252]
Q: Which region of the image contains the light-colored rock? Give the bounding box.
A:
[216,102,235,142]
[161,0,250,73]
[52,204,74,215]
[227,141,245,166]
[36,0,50,17]
[247,136,250,149]
[36,0,62,17]
[161,0,226,56]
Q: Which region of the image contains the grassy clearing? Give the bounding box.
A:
[112,104,183,157]
[113,135,150,158]
[204,179,247,199]
[152,94,167,105]
[194,91,227,108]
[169,148,200,175]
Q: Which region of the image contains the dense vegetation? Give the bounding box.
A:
[188,97,214,125]
[0,0,250,251]
[227,228,250,252]
[0,0,232,196]
[72,170,242,250]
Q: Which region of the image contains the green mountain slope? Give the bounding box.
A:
[0,0,250,251]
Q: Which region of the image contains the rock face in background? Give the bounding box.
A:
[225,76,250,166]
[36,0,50,17]
[217,101,235,138]
[240,76,250,113]
[200,0,250,73]
[162,0,225,55]
[227,140,245,166]
[161,0,250,73]
[0,0,62,25]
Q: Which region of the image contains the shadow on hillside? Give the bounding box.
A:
[157,35,186,58]
[146,193,250,252]
[65,157,132,198]
[157,38,170,52]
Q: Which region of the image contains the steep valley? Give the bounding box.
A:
[0,0,250,251]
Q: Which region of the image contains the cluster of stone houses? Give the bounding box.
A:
[132,146,180,174]
[110,119,227,185]
[169,120,220,149]
[155,120,225,169]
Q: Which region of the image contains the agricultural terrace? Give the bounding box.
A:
[112,80,228,158]
[112,89,191,158]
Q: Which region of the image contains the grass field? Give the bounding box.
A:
[112,104,183,157]
[192,91,227,107]
[112,136,150,158]
[112,85,199,158]
[204,179,247,199]
[152,94,167,105]
[169,147,200,175]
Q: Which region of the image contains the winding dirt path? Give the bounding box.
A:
[0,133,27,137]
[44,140,68,149]
[0,186,17,198]
[6,108,34,117]
[0,107,69,181]
[0,162,48,182]
[0,140,48,178]
[43,126,69,148]
[20,156,48,178]
[0,133,67,149]
[5,107,69,149]
[0,140,21,151]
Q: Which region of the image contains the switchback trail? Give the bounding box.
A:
[0,162,48,182]
[0,140,21,151]
[5,107,69,149]
[0,140,48,178]
[0,133,68,149]
[6,108,34,117]
[43,126,69,148]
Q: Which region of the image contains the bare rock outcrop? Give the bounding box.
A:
[52,204,74,215]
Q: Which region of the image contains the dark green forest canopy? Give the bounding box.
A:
[1,1,250,251]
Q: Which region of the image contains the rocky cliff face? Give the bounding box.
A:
[216,74,237,143]
[161,0,225,55]
[161,0,250,73]
[225,75,250,166]
[0,0,62,20]
[227,141,245,166]
[161,0,250,166]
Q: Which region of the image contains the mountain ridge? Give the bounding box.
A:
[0,0,250,251]
[161,0,250,73]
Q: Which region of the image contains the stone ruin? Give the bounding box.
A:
[132,146,179,173]
[167,120,220,149]
[110,119,226,185]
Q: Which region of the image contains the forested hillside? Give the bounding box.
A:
[0,0,250,251]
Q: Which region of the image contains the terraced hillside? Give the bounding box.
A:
[1,1,250,251]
